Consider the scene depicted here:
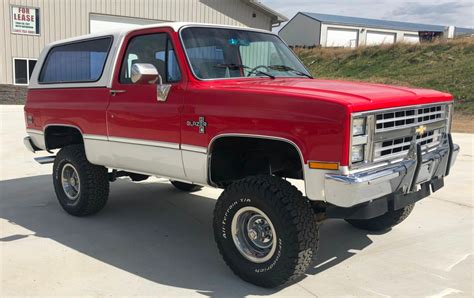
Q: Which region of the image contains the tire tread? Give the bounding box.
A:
[213,175,318,288]
[53,145,109,216]
[346,204,415,231]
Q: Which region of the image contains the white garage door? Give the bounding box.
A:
[366,31,396,46]
[403,34,419,44]
[90,14,162,33]
[326,28,359,48]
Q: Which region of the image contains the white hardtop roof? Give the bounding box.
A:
[47,22,275,46]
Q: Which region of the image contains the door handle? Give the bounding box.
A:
[110,90,126,96]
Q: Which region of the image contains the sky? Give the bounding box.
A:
[262,0,474,30]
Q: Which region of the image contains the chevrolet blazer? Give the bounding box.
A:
[23,22,460,288]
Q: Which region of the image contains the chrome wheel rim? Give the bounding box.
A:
[61,163,80,200]
[231,206,277,263]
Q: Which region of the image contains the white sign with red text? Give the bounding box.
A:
[11,6,40,35]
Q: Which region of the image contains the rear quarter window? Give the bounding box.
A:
[39,37,113,84]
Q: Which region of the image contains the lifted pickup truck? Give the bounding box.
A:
[24,22,459,288]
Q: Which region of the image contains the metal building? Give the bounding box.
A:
[279,12,474,48]
[0,0,287,87]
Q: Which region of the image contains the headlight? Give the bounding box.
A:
[351,145,365,163]
[352,118,366,136]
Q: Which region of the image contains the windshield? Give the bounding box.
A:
[180,27,311,80]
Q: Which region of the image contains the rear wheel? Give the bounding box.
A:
[53,145,109,216]
[345,204,415,231]
[213,175,318,288]
[170,180,203,192]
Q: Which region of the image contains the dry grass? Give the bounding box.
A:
[296,38,474,115]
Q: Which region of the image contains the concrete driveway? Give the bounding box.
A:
[1,105,473,297]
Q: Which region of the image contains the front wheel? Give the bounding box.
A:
[345,204,415,231]
[213,175,318,288]
[53,145,109,216]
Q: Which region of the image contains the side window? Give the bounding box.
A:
[39,37,112,83]
[119,33,181,84]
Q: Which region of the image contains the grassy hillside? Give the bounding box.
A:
[295,38,474,114]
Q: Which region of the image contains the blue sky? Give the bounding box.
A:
[263,0,474,29]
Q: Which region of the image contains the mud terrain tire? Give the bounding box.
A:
[53,145,109,216]
[213,175,318,288]
[346,204,415,231]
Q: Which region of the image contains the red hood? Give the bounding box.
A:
[212,78,453,112]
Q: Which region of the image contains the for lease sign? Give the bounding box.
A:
[11,6,40,35]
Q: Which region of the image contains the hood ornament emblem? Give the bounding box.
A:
[415,125,427,136]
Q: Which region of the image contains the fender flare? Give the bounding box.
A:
[206,133,306,186]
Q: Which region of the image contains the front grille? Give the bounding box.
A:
[350,103,450,168]
[373,128,443,162]
[375,105,446,132]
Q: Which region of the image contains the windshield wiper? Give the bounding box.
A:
[215,63,246,70]
[268,65,313,79]
[214,63,275,79]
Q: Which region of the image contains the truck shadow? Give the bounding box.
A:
[1,175,375,297]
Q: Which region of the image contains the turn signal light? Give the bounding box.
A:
[308,161,339,170]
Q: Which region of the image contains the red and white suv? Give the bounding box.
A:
[24,22,459,287]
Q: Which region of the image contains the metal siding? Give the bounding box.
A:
[0,2,5,83]
[302,12,446,33]
[279,13,321,47]
[1,0,274,84]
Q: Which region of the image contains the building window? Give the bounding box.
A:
[13,58,37,85]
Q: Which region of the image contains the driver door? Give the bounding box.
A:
[106,28,186,179]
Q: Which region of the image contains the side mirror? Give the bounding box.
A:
[131,63,171,102]
[131,63,158,84]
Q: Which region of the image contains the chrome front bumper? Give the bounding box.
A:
[325,134,459,208]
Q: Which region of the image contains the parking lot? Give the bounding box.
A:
[1,105,473,297]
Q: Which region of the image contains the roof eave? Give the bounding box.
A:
[242,0,289,23]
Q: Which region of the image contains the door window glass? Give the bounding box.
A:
[120,33,181,84]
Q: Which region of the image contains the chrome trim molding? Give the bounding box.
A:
[352,101,453,117]
[181,144,208,154]
[83,134,108,141]
[108,136,180,150]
